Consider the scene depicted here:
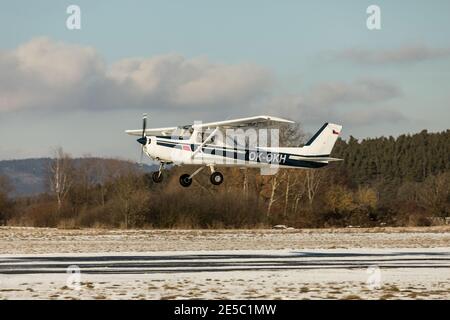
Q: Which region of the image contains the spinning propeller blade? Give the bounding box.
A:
[137,113,147,164]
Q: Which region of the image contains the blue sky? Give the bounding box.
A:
[0,1,449,160]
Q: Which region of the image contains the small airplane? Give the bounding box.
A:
[126,115,342,187]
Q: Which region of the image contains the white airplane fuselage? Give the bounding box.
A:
[143,135,330,169]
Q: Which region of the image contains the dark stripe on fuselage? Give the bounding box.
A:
[156,140,327,169]
[156,139,329,157]
[155,135,191,140]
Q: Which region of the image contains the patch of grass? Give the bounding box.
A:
[329,291,342,295]
[388,285,400,292]
[342,294,361,300]
[380,293,395,300]
[162,284,178,290]
[160,295,178,300]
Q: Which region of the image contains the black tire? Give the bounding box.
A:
[179,174,192,187]
[152,171,163,183]
[210,171,224,185]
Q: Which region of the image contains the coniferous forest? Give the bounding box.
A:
[0,128,449,229]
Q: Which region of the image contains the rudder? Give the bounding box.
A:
[301,123,342,156]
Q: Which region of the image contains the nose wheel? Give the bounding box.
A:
[152,171,163,183]
[152,163,165,183]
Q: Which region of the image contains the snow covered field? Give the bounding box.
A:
[1,226,449,254]
[0,227,449,299]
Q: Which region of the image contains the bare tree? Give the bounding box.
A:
[49,147,74,211]
[283,170,307,216]
[279,123,306,147]
[305,169,325,208]
[266,171,285,217]
[114,175,136,229]
[243,168,248,198]
[418,172,450,217]
[264,123,307,217]
[0,175,13,225]
[112,163,148,228]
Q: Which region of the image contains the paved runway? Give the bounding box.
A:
[1,249,449,275]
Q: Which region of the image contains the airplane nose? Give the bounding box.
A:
[137,137,147,145]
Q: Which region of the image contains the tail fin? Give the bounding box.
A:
[301,123,342,156]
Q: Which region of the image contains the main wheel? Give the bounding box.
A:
[210,171,224,185]
[179,174,192,187]
[152,171,163,183]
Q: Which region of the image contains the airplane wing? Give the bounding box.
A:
[125,126,178,136]
[192,115,295,129]
[125,115,294,136]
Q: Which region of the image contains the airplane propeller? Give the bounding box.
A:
[137,113,147,164]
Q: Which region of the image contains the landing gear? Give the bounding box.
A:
[179,167,204,187]
[210,171,224,185]
[152,163,165,183]
[178,165,224,187]
[152,171,163,183]
[209,165,224,186]
[179,174,192,187]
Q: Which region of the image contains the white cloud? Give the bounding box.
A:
[15,37,104,86]
[109,54,271,107]
[0,37,406,130]
[0,37,272,113]
[257,79,403,126]
[306,79,400,107]
[0,38,106,112]
[333,45,450,65]
[340,107,405,126]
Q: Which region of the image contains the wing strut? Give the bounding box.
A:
[191,127,219,158]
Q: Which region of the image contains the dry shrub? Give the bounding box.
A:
[406,214,432,227]
[15,201,58,227]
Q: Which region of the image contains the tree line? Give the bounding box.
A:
[0,128,449,229]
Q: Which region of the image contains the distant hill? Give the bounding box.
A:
[0,158,157,197]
